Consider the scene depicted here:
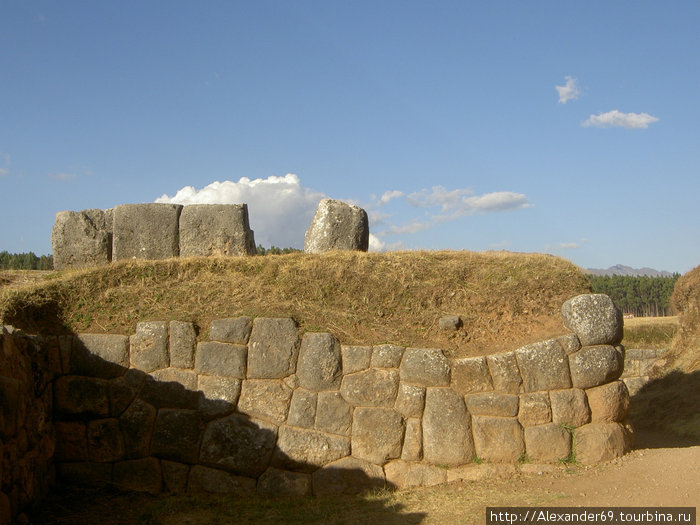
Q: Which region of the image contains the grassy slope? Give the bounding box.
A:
[0,250,590,358]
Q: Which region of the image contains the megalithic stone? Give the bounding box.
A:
[304,199,369,254]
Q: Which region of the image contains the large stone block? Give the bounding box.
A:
[112,203,182,260]
[197,375,241,419]
[247,318,299,379]
[340,368,399,407]
[524,423,571,463]
[351,407,404,465]
[71,334,129,379]
[287,388,317,429]
[161,460,189,494]
[550,388,590,427]
[119,398,156,459]
[312,457,385,496]
[56,462,112,487]
[569,345,624,389]
[258,467,312,496]
[304,198,369,253]
[371,344,404,368]
[515,339,571,392]
[113,457,162,495]
[151,409,203,464]
[340,345,372,374]
[273,426,351,473]
[573,422,630,465]
[471,416,524,463]
[316,391,353,436]
[451,356,493,394]
[401,418,422,461]
[87,418,125,462]
[400,348,450,386]
[296,332,342,391]
[195,342,247,378]
[237,379,292,426]
[466,393,519,417]
[383,460,447,489]
[54,421,88,461]
[518,392,551,427]
[150,367,197,390]
[52,209,113,269]
[188,465,256,494]
[561,294,623,346]
[179,203,256,257]
[210,317,252,345]
[130,321,169,373]
[54,375,110,418]
[586,380,630,423]
[394,383,425,418]
[423,387,473,465]
[486,352,522,394]
[169,321,197,368]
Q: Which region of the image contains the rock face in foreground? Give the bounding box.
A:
[179,204,256,257]
[561,294,623,346]
[304,199,369,254]
[51,209,113,269]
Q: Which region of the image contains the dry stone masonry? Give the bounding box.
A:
[0,293,635,520]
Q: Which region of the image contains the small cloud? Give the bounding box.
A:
[582,110,659,129]
[368,234,385,252]
[556,76,580,104]
[559,242,579,249]
[377,190,404,206]
[49,172,77,182]
[463,191,531,214]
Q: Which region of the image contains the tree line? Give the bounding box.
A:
[588,274,681,317]
[0,251,54,270]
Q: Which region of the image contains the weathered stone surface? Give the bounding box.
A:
[524,423,571,463]
[574,422,630,465]
[340,345,372,374]
[130,321,169,373]
[471,416,524,463]
[586,381,630,423]
[150,367,197,390]
[109,369,147,416]
[352,407,404,464]
[161,460,189,493]
[87,418,125,462]
[394,383,425,418]
[316,391,353,436]
[371,344,404,368]
[258,467,312,496]
[296,332,342,391]
[340,368,399,407]
[169,321,196,368]
[195,342,247,378]
[401,418,422,461]
[439,315,462,331]
[71,334,129,379]
[287,388,317,428]
[139,373,199,410]
[400,348,450,386]
[550,389,590,427]
[197,375,240,419]
[274,426,350,473]
[423,387,473,465]
[201,414,278,477]
[237,379,292,426]
[312,457,385,496]
[515,339,571,392]
[557,333,582,355]
[622,376,649,396]
[56,462,112,487]
[247,318,299,378]
[569,345,624,389]
[54,421,88,461]
[561,294,623,346]
[119,398,156,459]
[179,203,256,257]
[466,393,518,417]
[151,409,202,464]
[52,209,112,269]
[188,465,256,494]
[518,392,551,427]
[54,375,110,418]
[304,198,369,253]
[384,460,447,489]
[452,356,494,394]
[486,352,522,394]
[113,458,162,494]
[209,317,252,344]
[112,203,182,260]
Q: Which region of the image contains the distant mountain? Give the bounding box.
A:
[586,264,674,277]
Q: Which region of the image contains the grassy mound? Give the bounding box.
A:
[666,264,700,372]
[0,251,589,357]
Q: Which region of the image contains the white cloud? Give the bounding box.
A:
[156,174,326,248]
[463,191,531,213]
[582,110,659,129]
[559,242,579,249]
[406,186,530,218]
[368,234,385,252]
[377,190,404,205]
[556,76,580,104]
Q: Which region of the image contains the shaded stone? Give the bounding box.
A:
[340,368,399,408]
[70,334,129,379]
[51,208,113,269]
[351,407,404,465]
[574,422,630,465]
[471,416,524,463]
[247,318,299,379]
[109,369,147,417]
[113,458,162,495]
[312,457,385,496]
[139,374,199,410]
[452,356,494,394]
[87,418,125,462]
[130,321,169,373]
[273,426,350,473]
[550,389,590,427]
[296,332,342,391]
[304,198,369,253]
[112,203,182,260]
[195,342,247,378]
[423,387,473,465]
[119,398,156,458]
[486,352,522,394]
[56,462,112,487]
[465,393,519,417]
[383,460,447,489]
[438,315,462,331]
[316,391,353,436]
[622,376,649,396]
[401,418,422,461]
[394,383,425,418]
[586,381,630,423]
[341,345,372,374]
[169,321,197,368]
[518,392,551,427]
[179,203,255,257]
[557,333,582,355]
[524,423,571,463]
[151,409,202,464]
[210,317,252,344]
[258,467,312,496]
[287,388,317,429]
[400,348,450,386]
[188,465,256,494]
[54,376,110,418]
[200,414,278,477]
[569,345,624,389]
[237,379,292,426]
[150,367,197,390]
[54,421,87,461]
[197,375,240,419]
[0,376,19,437]
[162,460,189,494]
[515,339,571,392]
[561,294,623,346]
[371,344,404,368]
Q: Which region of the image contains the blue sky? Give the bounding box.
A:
[2,1,699,273]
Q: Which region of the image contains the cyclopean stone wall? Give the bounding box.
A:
[0,294,633,519]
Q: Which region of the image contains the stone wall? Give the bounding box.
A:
[620,348,668,395]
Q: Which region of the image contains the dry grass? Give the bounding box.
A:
[664,264,700,373]
[0,251,589,357]
[621,316,679,349]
